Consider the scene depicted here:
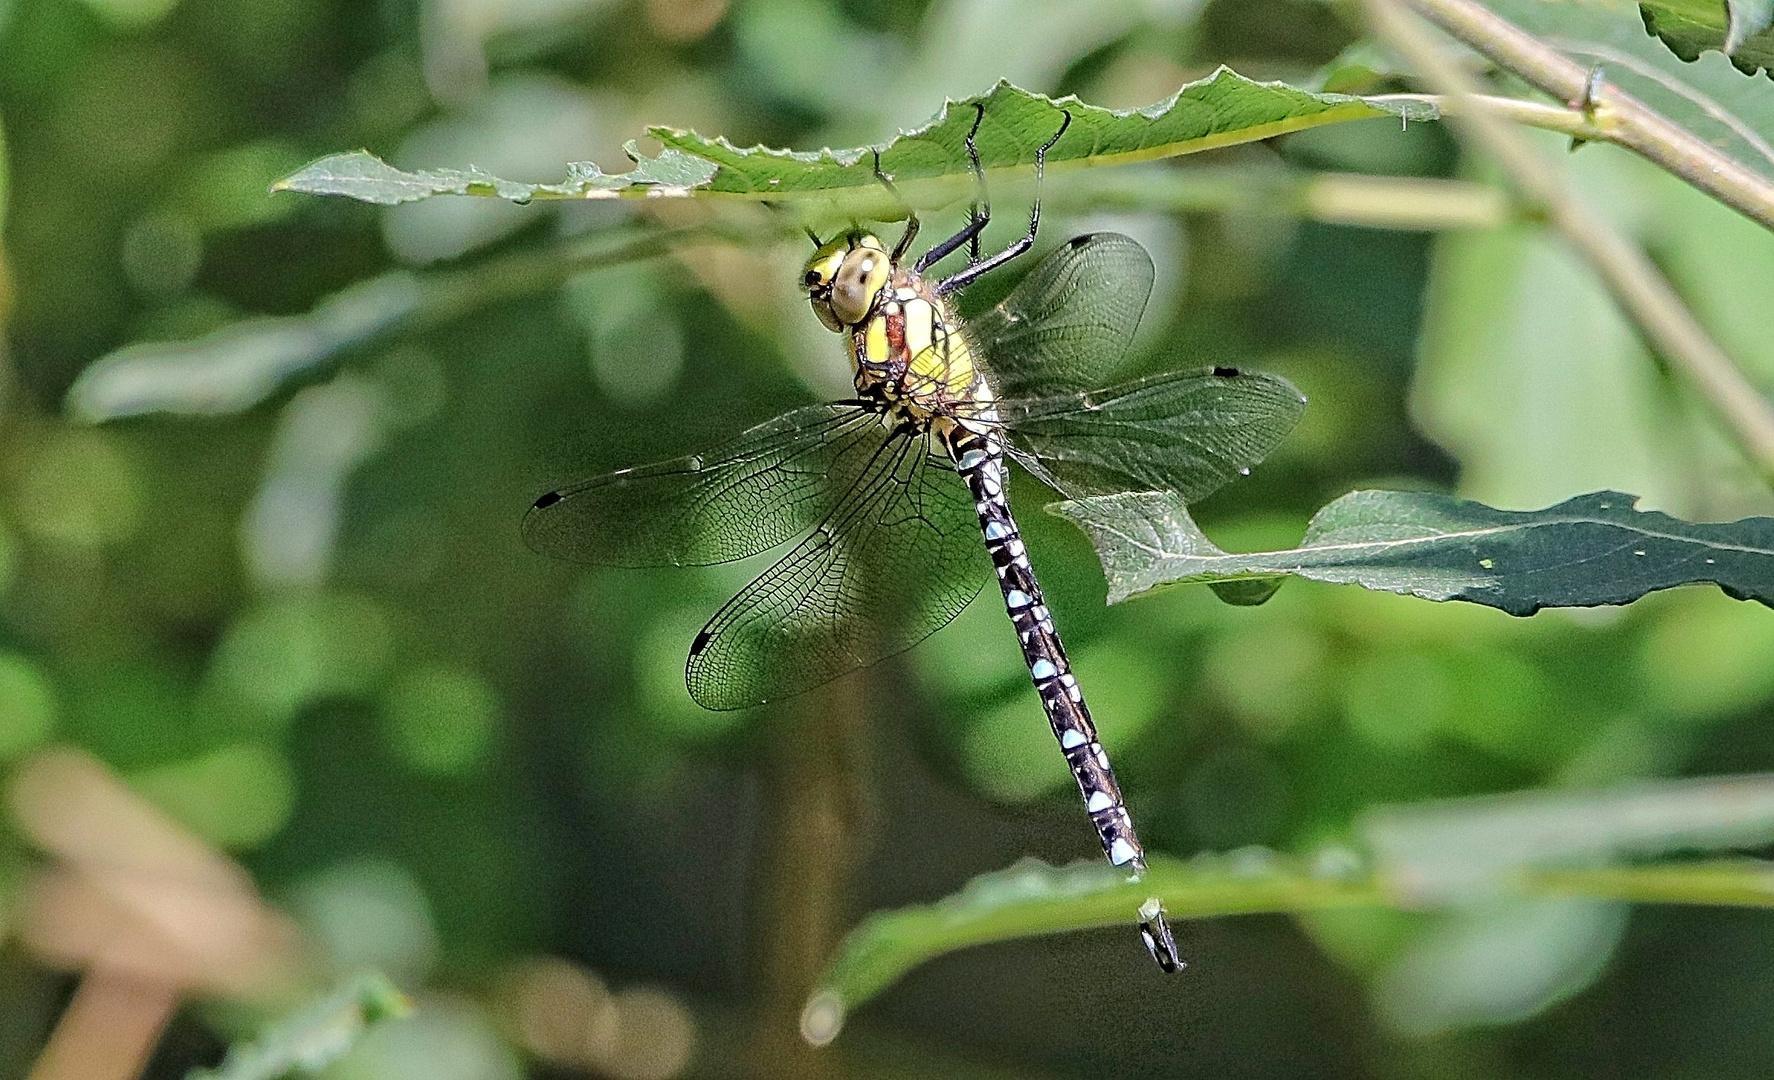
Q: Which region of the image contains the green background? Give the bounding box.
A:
[1,0,1773,1077]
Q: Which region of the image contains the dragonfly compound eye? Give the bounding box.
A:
[830,246,890,326]
[801,245,848,332]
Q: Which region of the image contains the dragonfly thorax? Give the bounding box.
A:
[802,231,988,423]
[850,268,986,423]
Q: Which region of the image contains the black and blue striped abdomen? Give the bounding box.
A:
[943,422,1181,971]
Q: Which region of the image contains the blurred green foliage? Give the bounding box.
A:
[1,0,1774,1079]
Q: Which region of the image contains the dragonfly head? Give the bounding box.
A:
[802,231,891,332]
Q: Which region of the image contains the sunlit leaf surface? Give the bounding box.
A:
[275,74,1436,211]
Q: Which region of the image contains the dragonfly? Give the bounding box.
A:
[525,103,1306,972]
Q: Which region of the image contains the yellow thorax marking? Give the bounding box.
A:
[905,296,977,400]
[863,316,889,369]
[819,238,984,413]
[903,298,934,361]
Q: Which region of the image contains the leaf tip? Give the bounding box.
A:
[800,990,845,1047]
[1208,577,1285,607]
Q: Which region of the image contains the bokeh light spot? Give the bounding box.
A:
[381,665,500,777]
[564,264,686,408]
[120,212,202,296]
[292,858,437,984]
[500,956,613,1064]
[1179,745,1289,848]
[53,45,191,173]
[1206,621,1330,739]
[1639,592,1774,722]
[1341,648,1455,751]
[635,608,741,741]
[332,992,518,1080]
[206,593,393,730]
[0,653,55,759]
[14,428,144,549]
[646,0,727,41]
[70,0,180,29]
[962,642,1163,803]
[129,742,295,850]
[592,986,697,1080]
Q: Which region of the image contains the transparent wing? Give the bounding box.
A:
[523,404,883,567]
[967,232,1155,399]
[991,367,1308,502]
[687,432,985,710]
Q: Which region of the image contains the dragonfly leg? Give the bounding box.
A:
[944,423,1183,974]
[913,104,992,274]
[935,109,1072,297]
[872,149,921,264]
[965,100,986,265]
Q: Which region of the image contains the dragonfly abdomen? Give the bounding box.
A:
[947,426,1144,867]
[944,424,1182,970]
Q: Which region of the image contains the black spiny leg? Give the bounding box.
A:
[935,109,1071,297]
[965,101,986,266]
[914,103,993,274]
[873,149,920,264]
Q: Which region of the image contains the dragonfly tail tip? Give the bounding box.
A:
[1138,898,1184,974]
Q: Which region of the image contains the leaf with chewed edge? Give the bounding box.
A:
[1641,0,1774,77]
[271,141,718,206]
[1049,488,1774,610]
[274,73,1436,211]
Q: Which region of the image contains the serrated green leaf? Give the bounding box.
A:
[271,142,719,206]
[1048,489,1774,611]
[275,73,1436,212]
[651,73,1434,202]
[1641,0,1774,76]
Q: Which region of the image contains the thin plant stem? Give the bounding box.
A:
[1397,0,1774,234]
[1363,0,1774,486]
[26,969,179,1080]
[1374,93,1608,141]
[748,678,874,1069]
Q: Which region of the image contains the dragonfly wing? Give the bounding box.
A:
[996,367,1308,503]
[524,403,882,567]
[968,232,1155,399]
[686,433,984,710]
